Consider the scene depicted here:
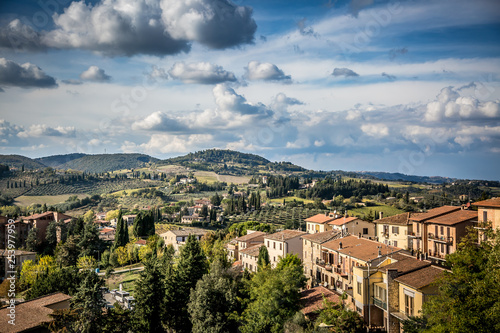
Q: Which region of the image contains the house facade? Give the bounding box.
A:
[22,211,71,243]
[472,197,500,243]
[159,228,208,252]
[0,249,36,281]
[240,244,262,272]
[264,230,306,268]
[374,212,420,249]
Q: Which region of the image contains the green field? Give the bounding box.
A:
[269,196,315,204]
[105,267,143,296]
[348,204,405,219]
[14,194,89,207]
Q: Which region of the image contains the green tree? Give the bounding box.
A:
[78,221,101,257]
[315,295,365,332]
[26,266,81,300]
[422,229,500,333]
[257,245,270,271]
[45,221,58,255]
[134,256,166,332]
[25,227,39,252]
[70,271,106,333]
[77,255,97,271]
[188,259,240,333]
[240,256,307,333]
[55,235,80,267]
[113,210,128,249]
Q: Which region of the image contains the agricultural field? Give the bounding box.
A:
[347,204,405,220]
[194,171,219,184]
[269,196,315,204]
[216,173,251,184]
[14,194,89,207]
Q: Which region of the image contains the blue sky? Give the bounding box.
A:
[0,0,499,180]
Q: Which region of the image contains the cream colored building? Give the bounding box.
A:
[240,244,262,272]
[305,213,337,234]
[264,230,306,268]
[374,212,418,250]
[472,198,500,242]
[159,228,208,252]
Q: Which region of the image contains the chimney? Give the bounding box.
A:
[339,242,343,250]
[379,212,383,220]
[358,232,361,239]
[377,246,382,257]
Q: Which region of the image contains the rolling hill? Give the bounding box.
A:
[0,154,47,170]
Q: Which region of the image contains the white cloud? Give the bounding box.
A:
[80,66,111,82]
[0,58,57,88]
[245,61,291,83]
[123,133,214,154]
[169,62,236,84]
[360,123,389,137]
[131,111,185,131]
[17,124,75,138]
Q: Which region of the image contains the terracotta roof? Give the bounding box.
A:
[472,197,500,208]
[374,212,421,225]
[265,229,307,241]
[235,231,267,242]
[300,286,341,315]
[135,239,147,245]
[100,227,115,233]
[23,211,54,220]
[322,236,402,262]
[409,206,460,222]
[379,255,431,275]
[0,292,71,333]
[328,216,359,226]
[302,230,342,244]
[239,244,263,257]
[426,209,477,225]
[304,214,336,224]
[395,266,446,289]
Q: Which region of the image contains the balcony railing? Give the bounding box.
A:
[372,297,387,310]
[382,231,389,238]
[408,231,421,238]
[428,233,453,244]
[428,251,446,260]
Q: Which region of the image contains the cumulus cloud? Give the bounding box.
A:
[360,123,389,137]
[148,66,169,80]
[332,67,359,77]
[17,124,75,138]
[245,61,291,83]
[272,93,304,113]
[80,66,111,82]
[169,62,236,84]
[131,111,185,131]
[424,86,500,122]
[0,58,57,88]
[122,133,214,154]
[0,0,255,57]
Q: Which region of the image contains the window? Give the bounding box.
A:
[392,226,399,234]
[393,241,398,248]
[267,241,269,247]
[483,211,488,222]
[280,243,282,250]
[363,228,368,235]
[357,282,362,295]
[374,285,387,302]
[440,226,444,235]
[273,242,276,249]
[405,294,414,316]
[417,223,419,232]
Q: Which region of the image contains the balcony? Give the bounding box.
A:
[382,231,389,238]
[428,251,446,260]
[428,233,453,244]
[372,297,387,310]
[408,231,421,239]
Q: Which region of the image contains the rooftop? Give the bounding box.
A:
[395,265,446,289]
[409,206,460,222]
[304,213,336,224]
[300,286,341,316]
[0,292,71,333]
[302,230,342,244]
[374,212,422,225]
[239,244,263,257]
[235,231,267,243]
[472,197,500,208]
[328,216,359,226]
[379,255,432,275]
[426,209,477,225]
[265,229,307,241]
[322,235,402,262]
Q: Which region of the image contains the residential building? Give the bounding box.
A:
[0,249,36,280]
[0,216,31,249]
[22,211,71,243]
[235,231,266,261]
[328,216,376,239]
[0,292,71,333]
[352,253,445,332]
[264,229,307,268]
[225,239,238,262]
[159,228,208,252]
[240,244,262,272]
[375,212,421,249]
[301,230,343,287]
[409,206,477,262]
[304,213,337,234]
[308,235,403,296]
[181,213,201,224]
[99,227,116,241]
[472,197,500,242]
[122,214,136,226]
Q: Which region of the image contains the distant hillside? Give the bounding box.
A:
[35,153,87,168]
[58,153,160,173]
[0,155,46,170]
[360,171,455,184]
[160,149,306,174]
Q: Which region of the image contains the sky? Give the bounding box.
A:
[0,0,499,180]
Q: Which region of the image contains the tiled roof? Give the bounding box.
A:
[0,292,71,333]
[240,244,263,257]
[304,214,336,224]
[409,206,460,222]
[23,211,54,219]
[265,229,307,241]
[135,239,147,245]
[472,197,500,208]
[235,231,267,242]
[322,236,402,262]
[426,209,477,225]
[374,212,421,225]
[302,230,342,244]
[100,227,115,233]
[379,255,431,275]
[395,266,446,289]
[300,286,341,315]
[328,216,359,226]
